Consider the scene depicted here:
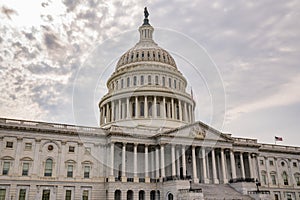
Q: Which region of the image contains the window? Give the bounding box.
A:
[85,147,91,154]
[2,162,10,175]
[133,76,137,86]
[179,82,181,90]
[283,171,289,185]
[0,189,6,200]
[127,77,130,87]
[22,163,29,176]
[132,102,136,117]
[262,174,267,185]
[121,79,124,88]
[69,146,75,153]
[140,76,144,85]
[162,77,165,86]
[269,160,274,166]
[281,161,285,167]
[82,190,89,200]
[271,174,276,185]
[44,158,53,177]
[67,165,73,178]
[148,75,151,85]
[6,141,13,148]
[155,76,158,85]
[139,190,145,200]
[168,78,171,87]
[260,160,264,165]
[116,81,118,89]
[156,102,160,117]
[84,166,90,178]
[295,176,300,186]
[42,190,50,200]
[65,190,72,200]
[148,102,152,117]
[19,189,26,200]
[293,162,297,167]
[174,80,177,89]
[24,143,32,150]
[48,145,53,151]
[140,102,144,117]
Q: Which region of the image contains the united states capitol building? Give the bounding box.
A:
[0,9,300,200]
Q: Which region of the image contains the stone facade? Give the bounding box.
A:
[0,9,300,200]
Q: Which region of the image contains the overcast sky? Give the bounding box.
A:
[1,0,299,146]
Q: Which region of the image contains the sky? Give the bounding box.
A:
[0,0,300,146]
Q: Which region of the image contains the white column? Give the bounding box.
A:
[248,153,253,179]
[179,100,183,121]
[118,99,122,120]
[171,145,176,177]
[154,96,157,118]
[230,150,237,179]
[106,103,110,122]
[121,143,126,181]
[189,104,193,123]
[135,96,138,118]
[192,146,198,183]
[133,144,138,182]
[211,149,219,184]
[201,147,208,183]
[100,107,103,125]
[161,145,165,178]
[162,97,166,118]
[144,96,148,118]
[151,148,155,178]
[240,152,245,179]
[184,102,188,122]
[176,148,180,178]
[220,149,228,183]
[126,98,130,119]
[171,98,175,119]
[145,145,149,179]
[110,143,114,178]
[111,101,115,121]
[182,145,186,178]
[155,147,160,179]
[13,138,22,176]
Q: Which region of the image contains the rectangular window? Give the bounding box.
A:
[67,165,73,178]
[296,176,300,186]
[260,160,264,165]
[6,141,13,148]
[2,162,10,175]
[269,160,274,166]
[271,174,276,185]
[133,76,137,86]
[69,146,75,153]
[42,190,50,200]
[127,77,130,87]
[19,189,26,200]
[65,190,72,200]
[155,76,158,85]
[22,163,29,176]
[169,78,171,87]
[262,174,267,185]
[148,75,151,85]
[0,189,6,200]
[84,166,90,178]
[121,79,124,88]
[82,190,89,200]
[162,77,165,86]
[293,162,297,167]
[24,143,32,150]
[140,76,144,85]
[174,80,177,89]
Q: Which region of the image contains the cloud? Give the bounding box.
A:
[1,6,18,19]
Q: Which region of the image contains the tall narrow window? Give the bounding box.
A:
[84,166,90,178]
[42,190,50,200]
[19,189,26,200]
[82,190,89,200]
[156,102,160,117]
[22,163,29,176]
[140,76,144,85]
[148,102,152,117]
[44,158,53,177]
[0,189,6,200]
[116,81,118,89]
[148,75,151,85]
[176,105,180,120]
[132,103,136,117]
[67,165,73,178]
[65,190,72,200]
[140,102,144,117]
[121,79,124,88]
[155,76,158,85]
[283,171,289,185]
[127,77,130,87]
[2,162,10,175]
[169,78,171,88]
[174,80,177,89]
[133,76,137,86]
[162,77,165,86]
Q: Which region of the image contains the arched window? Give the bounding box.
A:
[133,76,137,86]
[138,190,145,200]
[121,79,124,88]
[44,158,53,177]
[148,102,152,117]
[270,172,277,185]
[295,173,300,186]
[115,190,121,200]
[283,171,289,185]
[127,190,133,200]
[168,193,174,200]
[155,76,158,85]
[140,102,144,117]
[150,191,156,200]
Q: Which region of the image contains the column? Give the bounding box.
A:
[118,99,122,120]
[240,152,245,179]
[151,148,155,179]
[32,139,41,177]
[265,157,271,186]
[189,104,192,123]
[13,138,22,176]
[109,142,115,182]
[121,143,126,182]
[155,147,160,179]
[106,103,110,122]
[144,96,148,118]
[201,147,209,183]
[182,145,186,178]
[171,145,176,178]
[135,96,138,118]
[176,148,180,178]
[102,106,106,124]
[126,97,130,119]
[111,101,115,121]
[178,100,183,121]
[211,149,219,184]
[154,96,157,118]
[160,145,165,179]
[230,150,237,179]
[162,97,166,118]
[220,149,228,183]
[171,98,175,119]
[184,102,188,122]
[100,107,103,125]
[247,153,253,179]
[192,146,198,183]
[133,144,138,182]
[145,145,150,182]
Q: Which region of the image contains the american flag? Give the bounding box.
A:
[275,136,283,141]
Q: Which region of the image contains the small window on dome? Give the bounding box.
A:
[155,76,159,85]
[142,52,144,58]
[131,54,134,61]
[136,53,139,58]
[148,75,151,85]
[174,80,177,89]
[133,76,137,86]
[147,52,150,58]
[121,79,124,89]
[169,78,172,88]
[162,77,165,86]
[140,76,144,85]
[127,77,130,87]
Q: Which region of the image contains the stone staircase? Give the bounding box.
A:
[193,183,254,200]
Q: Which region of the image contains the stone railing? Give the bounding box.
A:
[229,178,255,183]
[233,137,258,144]
[248,190,270,194]
[260,144,300,152]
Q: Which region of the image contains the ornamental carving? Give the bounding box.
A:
[189,125,206,139]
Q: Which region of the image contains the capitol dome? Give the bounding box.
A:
[99,8,195,129]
